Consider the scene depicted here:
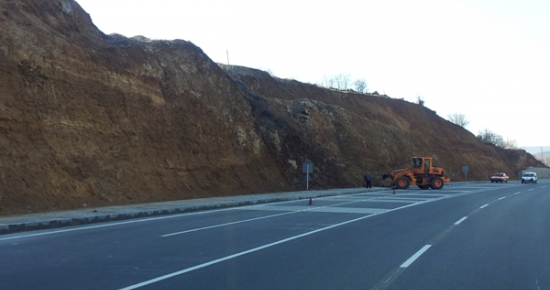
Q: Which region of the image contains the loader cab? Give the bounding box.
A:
[424,159,430,174]
[412,157,423,168]
[412,157,432,174]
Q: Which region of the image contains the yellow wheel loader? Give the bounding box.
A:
[381,157,450,190]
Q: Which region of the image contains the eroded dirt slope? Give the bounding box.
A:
[0,0,543,214]
[221,65,543,184]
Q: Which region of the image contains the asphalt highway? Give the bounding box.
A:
[0,181,548,290]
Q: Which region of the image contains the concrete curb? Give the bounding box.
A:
[0,187,376,236]
[0,181,499,236]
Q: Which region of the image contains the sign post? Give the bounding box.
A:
[302,162,313,190]
[462,165,469,181]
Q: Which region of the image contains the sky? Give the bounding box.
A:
[75,0,550,148]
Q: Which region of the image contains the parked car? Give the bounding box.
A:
[521,172,538,184]
[491,173,509,183]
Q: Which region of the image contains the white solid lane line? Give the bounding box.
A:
[121,199,434,289]
[119,206,413,290]
[162,210,310,237]
[480,204,489,209]
[162,198,394,237]
[454,217,468,225]
[0,209,236,242]
[162,193,453,237]
[162,189,460,237]
[400,245,432,268]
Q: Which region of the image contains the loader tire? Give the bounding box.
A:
[430,177,444,190]
[395,177,410,189]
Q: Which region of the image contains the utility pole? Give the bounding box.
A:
[226,50,230,65]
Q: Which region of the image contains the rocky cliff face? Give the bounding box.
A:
[0,0,543,214]
[221,65,543,182]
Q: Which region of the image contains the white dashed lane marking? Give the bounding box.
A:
[454,217,468,225]
[400,245,432,268]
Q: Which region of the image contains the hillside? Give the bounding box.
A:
[0,0,544,215]
[220,65,544,180]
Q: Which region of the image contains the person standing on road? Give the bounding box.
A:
[364,173,372,188]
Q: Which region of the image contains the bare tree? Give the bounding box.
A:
[333,74,351,90]
[320,74,351,90]
[321,75,335,89]
[494,135,505,147]
[320,74,369,92]
[503,138,519,149]
[416,96,425,106]
[478,129,505,147]
[353,79,368,93]
[447,113,470,127]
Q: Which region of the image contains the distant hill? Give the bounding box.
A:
[531,151,550,159]
[521,146,550,166]
[522,146,550,155]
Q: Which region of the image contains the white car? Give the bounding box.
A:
[521,172,537,184]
